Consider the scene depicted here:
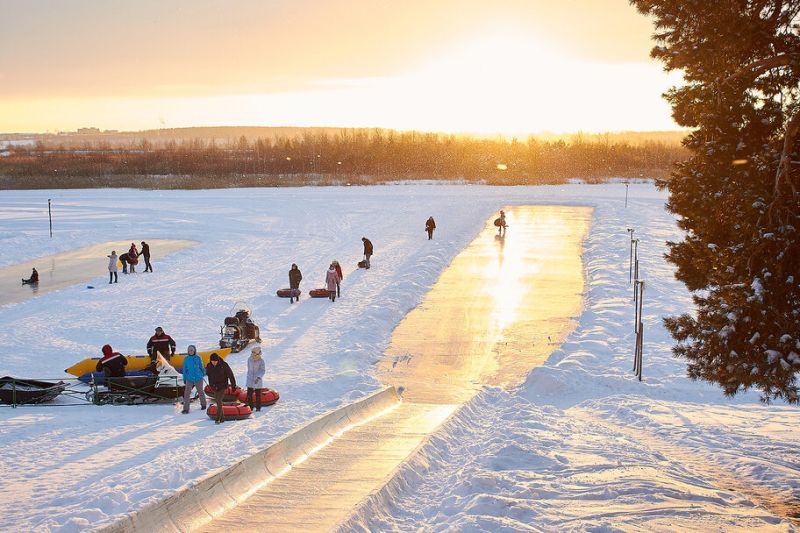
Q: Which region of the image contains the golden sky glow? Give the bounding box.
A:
[0,0,680,134]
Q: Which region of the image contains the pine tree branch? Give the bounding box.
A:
[722,53,800,87]
[768,107,800,223]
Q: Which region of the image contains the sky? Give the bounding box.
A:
[0,0,683,134]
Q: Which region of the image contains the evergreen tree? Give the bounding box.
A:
[631,0,800,402]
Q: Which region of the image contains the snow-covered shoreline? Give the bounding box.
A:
[0,183,796,531]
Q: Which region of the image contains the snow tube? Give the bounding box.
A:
[276,288,301,298]
[206,402,252,420]
[494,218,503,227]
[309,288,330,298]
[236,387,280,406]
[357,260,369,269]
[204,385,242,402]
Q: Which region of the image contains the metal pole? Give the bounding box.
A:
[625,183,629,208]
[48,199,52,238]
[632,239,639,301]
[627,228,634,283]
[636,282,645,380]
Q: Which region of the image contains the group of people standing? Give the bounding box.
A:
[181,345,264,423]
[107,241,152,283]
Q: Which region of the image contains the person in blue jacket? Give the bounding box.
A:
[181,344,207,414]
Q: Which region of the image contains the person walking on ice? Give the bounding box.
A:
[425,216,436,240]
[181,344,207,414]
[362,237,373,269]
[289,263,302,304]
[140,241,153,272]
[107,251,118,284]
[325,263,339,301]
[206,353,236,424]
[496,210,507,236]
[246,346,266,411]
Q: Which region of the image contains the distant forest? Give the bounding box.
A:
[0,128,688,189]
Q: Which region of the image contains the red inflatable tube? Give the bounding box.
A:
[206,402,252,420]
[276,288,301,298]
[309,289,330,298]
[204,385,241,402]
[236,387,280,406]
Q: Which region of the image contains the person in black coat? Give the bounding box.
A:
[147,326,176,362]
[22,267,39,285]
[96,344,128,390]
[425,217,436,240]
[140,241,153,272]
[289,263,302,304]
[206,353,236,424]
[362,237,373,268]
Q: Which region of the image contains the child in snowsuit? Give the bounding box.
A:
[362,237,373,268]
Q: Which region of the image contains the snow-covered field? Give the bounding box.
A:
[0,183,797,532]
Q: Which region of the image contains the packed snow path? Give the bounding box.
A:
[0,239,196,306]
[201,206,592,531]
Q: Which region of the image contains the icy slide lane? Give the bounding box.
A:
[0,239,196,307]
[200,206,592,531]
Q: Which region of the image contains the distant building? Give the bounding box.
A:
[77,127,101,135]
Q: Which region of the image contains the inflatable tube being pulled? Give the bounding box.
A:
[276,288,301,298]
[357,260,369,269]
[204,385,242,402]
[206,402,252,420]
[309,288,330,298]
[236,387,280,406]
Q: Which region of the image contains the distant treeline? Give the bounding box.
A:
[0,129,687,189]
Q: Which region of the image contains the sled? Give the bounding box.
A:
[276,288,301,298]
[204,385,243,402]
[309,288,330,298]
[65,347,232,379]
[206,402,252,420]
[236,387,280,406]
[358,260,370,269]
[0,376,67,405]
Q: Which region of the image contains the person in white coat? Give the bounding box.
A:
[245,346,266,411]
[107,251,119,284]
[325,264,339,302]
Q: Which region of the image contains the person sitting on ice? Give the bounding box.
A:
[96,344,128,390]
[22,267,39,285]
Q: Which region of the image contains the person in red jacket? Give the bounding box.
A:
[128,243,139,273]
[147,326,176,362]
[331,260,343,297]
[96,344,128,390]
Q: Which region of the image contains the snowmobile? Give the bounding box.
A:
[219,303,261,353]
[86,354,185,405]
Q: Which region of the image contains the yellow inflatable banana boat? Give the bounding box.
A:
[65,347,232,377]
